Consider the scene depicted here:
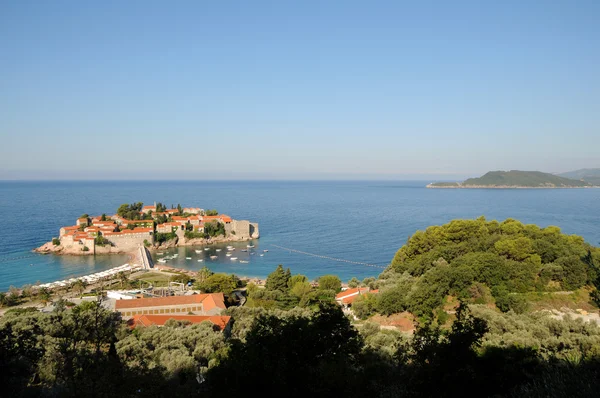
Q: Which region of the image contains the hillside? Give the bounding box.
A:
[558,168,600,185]
[428,170,593,188]
[368,217,600,318]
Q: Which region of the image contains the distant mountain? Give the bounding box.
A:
[557,168,600,185]
[428,170,595,188]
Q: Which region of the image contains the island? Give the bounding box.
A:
[427,170,597,188]
[558,168,600,186]
[35,201,259,256]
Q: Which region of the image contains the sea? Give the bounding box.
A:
[1,181,599,292]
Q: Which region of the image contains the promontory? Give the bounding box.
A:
[427,170,598,189]
[35,202,259,255]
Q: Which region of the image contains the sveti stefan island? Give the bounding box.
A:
[2,2,600,397]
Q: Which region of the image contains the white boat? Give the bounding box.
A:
[226,245,233,249]
[230,257,238,261]
[195,250,202,253]
[186,257,192,260]
[197,259,203,262]
[226,253,232,257]
[216,249,222,252]
[241,249,247,252]
[204,248,210,251]
[210,255,218,259]
[173,254,179,257]
[263,249,269,252]
[247,244,254,248]
[260,254,264,257]
[240,260,249,263]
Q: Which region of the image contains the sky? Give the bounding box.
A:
[1,0,599,180]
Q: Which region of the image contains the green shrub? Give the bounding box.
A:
[52,238,61,246]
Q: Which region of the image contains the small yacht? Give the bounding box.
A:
[158,259,167,263]
[230,257,238,261]
[263,249,269,252]
[216,249,222,252]
[204,248,210,251]
[197,259,203,262]
[260,254,264,257]
[247,244,255,248]
[239,260,249,263]
[186,257,192,260]
[210,255,218,259]
[226,253,232,257]
[195,250,202,254]
[241,249,247,252]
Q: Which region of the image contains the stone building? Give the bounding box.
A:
[115,293,226,318]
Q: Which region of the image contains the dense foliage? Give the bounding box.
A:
[116,202,144,220]
[372,217,600,318]
[3,298,600,397]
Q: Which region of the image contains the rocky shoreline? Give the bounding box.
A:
[426,184,599,189]
[34,234,254,256]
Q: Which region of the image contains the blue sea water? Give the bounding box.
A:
[0,181,599,292]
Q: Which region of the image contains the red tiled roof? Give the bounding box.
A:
[128,315,231,330]
[115,293,226,310]
[336,287,371,304]
[62,226,80,230]
[171,216,188,221]
[142,206,156,210]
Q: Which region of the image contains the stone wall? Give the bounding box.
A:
[105,232,153,251]
[250,222,260,239]
[225,220,260,239]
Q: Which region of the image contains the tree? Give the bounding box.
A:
[287,274,307,289]
[197,266,214,283]
[317,275,341,292]
[117,272,129,288]
[266,265,290,292]
[205,209,219,216]
[205,303,363,395]
[38,288,52,306]
[348,277,360,288]
[71,280,87,297]
[290,281,312,299]
[100,213,107,221]
[198,273,237,296]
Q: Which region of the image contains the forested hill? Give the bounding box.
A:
[371,217,600,317]
[558,168,600,185]
[428,170,594,188]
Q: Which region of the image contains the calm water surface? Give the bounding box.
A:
[0,181,599,291]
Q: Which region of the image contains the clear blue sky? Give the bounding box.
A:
[1,0,598,180]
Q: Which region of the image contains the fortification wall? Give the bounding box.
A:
[250,222,259,239]
[106,233,152,251]
[231,220,250,239]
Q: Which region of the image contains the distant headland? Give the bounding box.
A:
[427,170,600,189]
[35,202,259,256]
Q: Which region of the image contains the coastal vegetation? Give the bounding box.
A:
[363,217,600,319]
[428,170,595,188]
[5,218,600,396]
